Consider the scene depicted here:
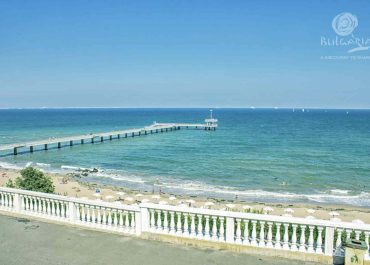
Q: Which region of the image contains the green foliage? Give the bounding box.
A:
[5,179,15,188]
[15,167,55,193]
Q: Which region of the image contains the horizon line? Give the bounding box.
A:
[1,106,370,110]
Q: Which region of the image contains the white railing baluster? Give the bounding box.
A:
[308,226,315,253]
[219,217,225,242]
[243,219,249,245]
[150,209,155,231]
[267,222,273,248]
[170,211,175,234]
[275,223,281,249]
[259,221,266,247]
[283,223,289,250]
[316,227,323,254]
[176,212,182,235]
[291,224,298,251]
[190,214,196,237]
[299,225,306,252]
[212,216,218,241]
[197,214,203,239]
[235,218,242,244]
[183,213,189,236]
[163,211,169,233]
[251,220,258,246]
[204,215,210,240]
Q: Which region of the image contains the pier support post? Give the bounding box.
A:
[138,131,141,136]
[101,137,104,142]
[125,133,127,138]
[91,138,94,144]
[30,146,34,153]
[70,140,73,146]
[118,134,120,139]
[132,132,135,137]
[109,135,112,140]
[156,129,158,133]
[58,142,61,148]
[44,144,48,150]
[144,131,147,135]
[81,139,84,144]
[13,147,17,155]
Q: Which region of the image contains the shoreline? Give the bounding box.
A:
[1,167,369,224]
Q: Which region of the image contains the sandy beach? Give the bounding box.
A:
[1,167,369,224]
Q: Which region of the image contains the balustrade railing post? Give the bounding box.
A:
[140,207,149,233]
[324,226,335,256]
[226,217,235,243]
[135,210,142,236]
[68,202,76,222]
[13,193,21,212]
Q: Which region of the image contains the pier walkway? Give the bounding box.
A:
[0,120,217,156]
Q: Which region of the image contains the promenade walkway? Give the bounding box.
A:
[0,214,320,265]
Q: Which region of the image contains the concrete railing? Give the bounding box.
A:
[1,187,369,262]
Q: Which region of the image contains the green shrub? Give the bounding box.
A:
[15,167,55,193]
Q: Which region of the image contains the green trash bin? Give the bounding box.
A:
[344,239,368,265]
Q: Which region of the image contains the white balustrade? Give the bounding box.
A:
[1,187,370,261]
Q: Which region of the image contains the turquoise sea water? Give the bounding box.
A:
[0,108,369,206]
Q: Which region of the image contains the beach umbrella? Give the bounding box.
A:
[306,216,316,220]
[284,208,294,214]
[135,193,144,197]
[105,195,114,200]
[169,196,177,201]
[186,199,196,206]
[93,193,101,197]
[331,217,342,222]
[226,204,235,210]
[152,195,161,199]
[204,202,215,207]
[159,200,168,205]
[329,211,340,217]
[263,207,274,214]
[307,209,316,214]
[116,192,125,196]
[141,199,150,203]
[352,219,364,224]
[125,197,134,202]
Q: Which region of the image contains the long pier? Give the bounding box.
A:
[0,120,217,156]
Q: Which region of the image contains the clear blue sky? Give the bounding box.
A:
[0,0,369,108]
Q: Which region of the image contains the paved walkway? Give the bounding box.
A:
[0,214,321,265]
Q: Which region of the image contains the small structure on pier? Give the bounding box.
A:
[204,110,218,130]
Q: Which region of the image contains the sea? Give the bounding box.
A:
[0,108,369,207]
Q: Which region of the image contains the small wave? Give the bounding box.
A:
[0,161,23,170]
[330,189,349,195]
[92,171,145,184]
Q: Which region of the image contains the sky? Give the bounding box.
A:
[0,0,369,108]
